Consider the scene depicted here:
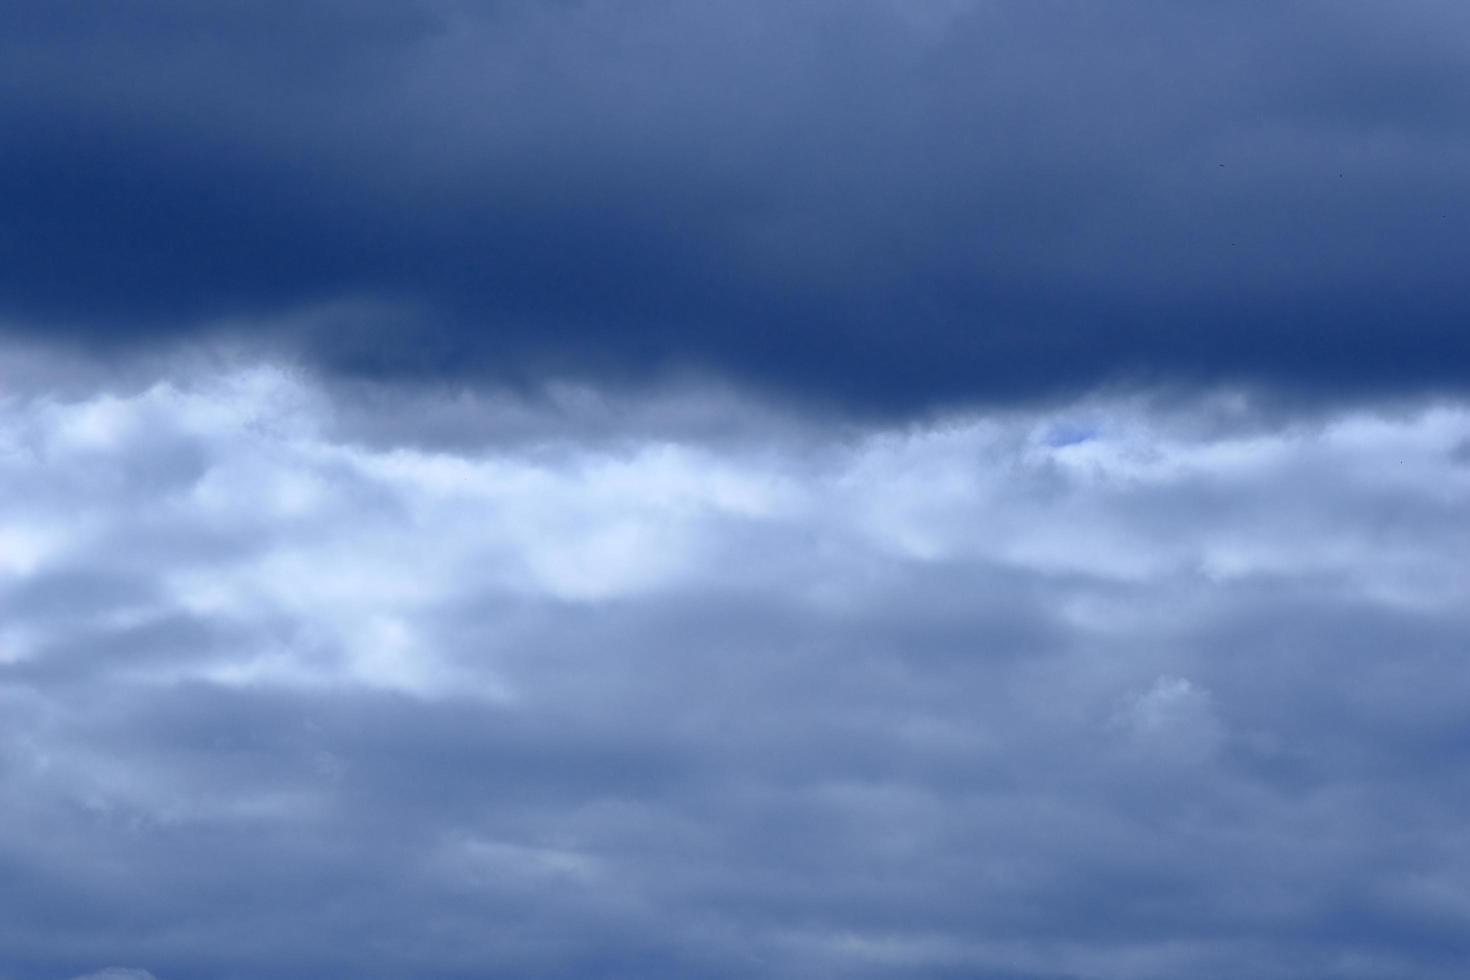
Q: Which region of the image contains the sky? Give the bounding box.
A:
[2,3,1470,979]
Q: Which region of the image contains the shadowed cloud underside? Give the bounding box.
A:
[3,0,1470,410]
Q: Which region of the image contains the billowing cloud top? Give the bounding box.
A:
[3,354,1470,978]
[4,0,1470,409]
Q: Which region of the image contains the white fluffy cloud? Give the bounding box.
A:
[3,357,1470,979]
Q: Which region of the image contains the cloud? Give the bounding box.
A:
[3,1,1470,410]
[2,353,1470,977]
[1113,676,1223,764]
[7,5,1468,975]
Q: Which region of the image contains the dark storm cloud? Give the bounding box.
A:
[4,0,1470,410]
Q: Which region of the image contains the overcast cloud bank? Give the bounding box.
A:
[4,0,1470,410]
[6,2,1470,976]
[3,358,1469,979]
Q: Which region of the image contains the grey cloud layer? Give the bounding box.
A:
[8,4,1469,977]
[4,1,1470,409]
[3,357,1470,978]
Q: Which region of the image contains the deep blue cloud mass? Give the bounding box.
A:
[4,4,1470,980]
[4,0,1470,408]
